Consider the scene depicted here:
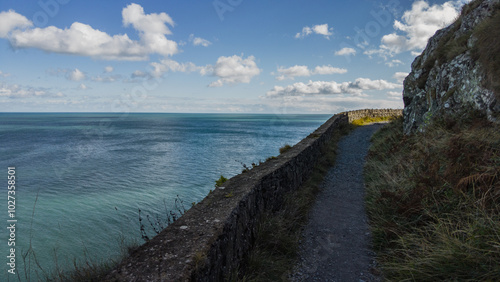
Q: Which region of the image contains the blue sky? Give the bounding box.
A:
[0,0,469,113]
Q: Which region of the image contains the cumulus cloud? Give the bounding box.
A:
[209,55,261,87]
[104,66,114,73]
[335,47,356,56]
[0,70,11,77]
[189,34,212,47]
[79,83,88,90]
[150,58,209,78]
[387,91,403,100]
[266,78,401,97]
[67,69,86,81]
[131,70,148,78]
[92,75,121,83]
[0,10,32,37]
[372,0,462,58]
[0,4,178,60]
[148,55,261,87]
[295,24,333,39]
[275,65,347,80]
[386,59,404,67]
[393,72,409,83]
[0,83,62,98]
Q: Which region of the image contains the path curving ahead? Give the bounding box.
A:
[291,123,384,282]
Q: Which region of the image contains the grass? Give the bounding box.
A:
[472,2,500,98]
[279,144,293,154]
[215,175,228,187]
[231,123,356,281]
[364,115,500,281]
[351,115,399,126]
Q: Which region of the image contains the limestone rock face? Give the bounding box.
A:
[403,0,500,134]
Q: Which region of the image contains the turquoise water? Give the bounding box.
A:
[0,113,331,280]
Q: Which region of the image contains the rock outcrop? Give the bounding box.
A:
[403,0,500,134]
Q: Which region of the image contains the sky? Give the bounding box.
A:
[0,0,470,114]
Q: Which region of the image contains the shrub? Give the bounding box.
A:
[215,175,228,187]
[279,144,292,154]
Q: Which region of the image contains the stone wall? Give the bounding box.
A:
[105,109,402,282]
[345,109,403,123]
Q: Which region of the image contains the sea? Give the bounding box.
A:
[0,112,331,280]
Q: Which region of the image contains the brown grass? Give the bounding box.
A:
[472,3,500,98]
[365,115,500,280]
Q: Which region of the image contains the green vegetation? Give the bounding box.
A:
[351,115,399,126]
[365,115,500,280]
[472,2,500,97]
[279,144,292,154]
[215,175,228,187]
[231,123,356,281]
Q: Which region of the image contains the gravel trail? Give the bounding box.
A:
[291,123,384,282]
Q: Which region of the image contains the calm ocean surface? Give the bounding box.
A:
[0,113,331,279]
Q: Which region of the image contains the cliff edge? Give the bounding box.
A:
[403,0,500,134]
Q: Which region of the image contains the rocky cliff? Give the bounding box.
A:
[403,0,500,134]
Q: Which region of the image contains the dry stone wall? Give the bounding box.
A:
[105,109,401,282]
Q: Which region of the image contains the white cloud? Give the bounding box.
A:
[373,0,462,58]
[150,58,209,77]
[189,34,212,47]
[1,4,178,61]
[266,78,401,97]
[313,65,347,75]
[0,83,60,98]
[0,10,32,38]
[387,91,402,100]
[104,66,114,73]
[335,47,356,56]
[79,83,88,90]
[0,70,11,77]
[275,65,310,80]
[393,72,409,83]
[209,55,261,87]
[295,23,333,39]
[148,55,261,87]
[363,49,388,59]
[68,69,86,81]
[275,65,347,80]
[131,70,148,78]
[386,59,404,67]
[92,75,121,82]
[121,3,177,56]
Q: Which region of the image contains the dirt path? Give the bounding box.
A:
[291,123,384,282]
